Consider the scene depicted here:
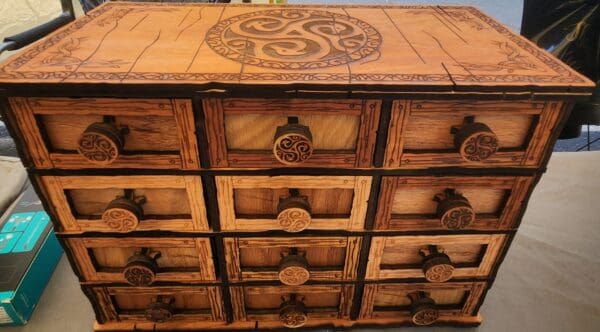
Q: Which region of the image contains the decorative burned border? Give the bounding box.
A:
[0,2,586,84]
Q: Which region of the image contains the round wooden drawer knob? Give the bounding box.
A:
[279,297,308,328]
[453,122,499,162]
[434,189,475,230]
[409,292,439,326]
[273,123,313,165]
[102,197,143,233]
[278,254,310,286]
[145,298,174,323]
[277,196,312,233]
[422,252,454,283]
[77,122,126,165]
[123,252,159,287]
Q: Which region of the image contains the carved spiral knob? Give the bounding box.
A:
[102,197,143,233]
[277,196,312,233]
[77,122,126,165]
[273,123,313,165]
[278,254,310,286]
[123,251,159,287]
[409,292,439,326]
[422,252,454,283]
[279,296,308,328]
[145,297,174,323]
[453,122,499,162]
[434,189,475,230]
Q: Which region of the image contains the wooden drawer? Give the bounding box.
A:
[66,237,216,285]
[224,237,361,284]
[375,176,533,231]
[359,282,486,326]
[216,176,371,232]
[384,100,565,168]
[40,176,208,233]
[230,285,354,328]
[9,98,200,169]
[87,286,225,325]
[366,235,507,282]
[204,99,380,168]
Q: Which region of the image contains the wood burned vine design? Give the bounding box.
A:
[39,37,128,70]
[459,41,541,72]
[206,9,382,69]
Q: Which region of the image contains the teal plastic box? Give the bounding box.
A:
[0,184,63,326]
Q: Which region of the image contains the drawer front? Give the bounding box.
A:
[204,99,380,168]
[9,97,200,169]
[216,176,371,232]
[87,286,225,324]
[224,237,361,284]
[366,235,507,282]
[40,176,208,233]
[375,176,533,231]
[359,282,486,326]
[66,238,216,284]
[230,284,354,328]
[384,100,565,168]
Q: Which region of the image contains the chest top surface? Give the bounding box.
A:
[0,1,594,95]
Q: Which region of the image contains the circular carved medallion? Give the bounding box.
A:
[440,206,475,230]
[454,122,499,162]
[206,9,382,70]
[277,207,312,232]
[145,302,174,323]
[279,300,308,328]
[123,263,155,287]
[278,254,310,286]
[102,197,142,233]
[277,196,312,232]
[461,132,499,161]
[77,122,125,165]
[422,253,454,283]
[412,306,439,326]
[102,207,139,232]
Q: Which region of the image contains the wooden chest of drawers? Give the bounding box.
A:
[0,2,594,331]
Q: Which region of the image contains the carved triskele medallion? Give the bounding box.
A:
[206,9,382,69]
[461,132,499,161]
[441,206,475,230]
[424,263,455,283]
[412,306,439,326]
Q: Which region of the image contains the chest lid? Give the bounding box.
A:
[0,2,594,95]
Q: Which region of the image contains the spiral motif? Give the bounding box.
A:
[274,134,313,165]
[441,206,475,230]
[461,132,499,161]
[102,208,139,232]
[77,132,119,164]
[279,266,310,286]
[206,9,382,69]
[412,307,439,326]
[280,308,308,328]
[424,263,454,283]
[124,265,154,286]
[277,207,311,232]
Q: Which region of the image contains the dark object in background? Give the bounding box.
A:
[521,0,600,139]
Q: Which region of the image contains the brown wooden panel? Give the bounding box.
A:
[230,284,354,325]
[90,286,224,324]
[359,282,486,320]
[366,234,507,280]
[40,175,208,233]
[0,3,592,94]
[375,176,533,231]
[9,97,200,169]
[384,100,566,169]
[216,176,371,231]
[66,237,216,283]
[224,237,361,283]
[204,99,380,168]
